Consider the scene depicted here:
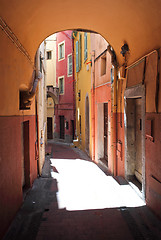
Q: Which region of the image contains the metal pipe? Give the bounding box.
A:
[113,67,118,176]
[29,71,42,98]
[107,45,118,176]
[21,70,42,108]
[126,50,157,69]
[91,50,95,161]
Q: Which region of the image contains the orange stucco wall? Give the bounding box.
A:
[1,0,161,236]
[0,30,35,116]
[1,0,161,66]
[0,19,37,239]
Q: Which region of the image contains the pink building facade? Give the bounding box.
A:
[91,34,112,172]
[54,31,75,142]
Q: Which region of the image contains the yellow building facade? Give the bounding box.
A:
[73,32,92,157]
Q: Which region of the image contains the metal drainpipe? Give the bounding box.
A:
[35,49,42,176]
[91,50,95,161]
[107,45,118,176]
[113,66,118,176]
[72,34,76,138]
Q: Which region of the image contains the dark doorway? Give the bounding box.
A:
[135,98,142,183]
[71,120,75,140]
[47,117,53,139]
[126,98,143,187]
[60,116,65,139]
[125,85,145,199]
[104,103,108,162]
[21,121,30,191]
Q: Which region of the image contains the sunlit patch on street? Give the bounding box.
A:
[50,158,145,211]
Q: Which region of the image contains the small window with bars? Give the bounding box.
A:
[47,51,52,60]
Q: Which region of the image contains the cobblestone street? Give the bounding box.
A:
[3,142,161,240]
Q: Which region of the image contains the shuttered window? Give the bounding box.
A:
[59,76,64,94]
[76,41,79,72]
[68,54,73,76]
[84,32,88,61]
[79,33,82,70]
[58,41,65,60]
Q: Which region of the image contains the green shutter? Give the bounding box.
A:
[79,33,82,70]
[76,41,79,72]
[68,55,72,75]
[84,32,87,61]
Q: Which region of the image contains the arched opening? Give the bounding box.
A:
[1,1,161,236]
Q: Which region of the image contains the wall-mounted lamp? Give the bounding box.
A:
[120,43,129,57]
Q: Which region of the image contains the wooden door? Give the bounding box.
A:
[22,121,30,189]
[47,117,53,139]
[60,116,65,139]
[71,120,75,140]
[135,98,142,183]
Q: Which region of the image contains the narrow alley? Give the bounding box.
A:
[3,142,161,240]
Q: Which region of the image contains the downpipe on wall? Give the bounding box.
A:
[91,50,95,161]
[107,45,118,176]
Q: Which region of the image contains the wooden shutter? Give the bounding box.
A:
[68,55,72,75]
[84,32,87,61]
[76,41,79,72]
[79,33,82,70]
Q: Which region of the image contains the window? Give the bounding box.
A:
[47,51,52,60]
[58,41,65,60]
[84,32,88,61]
[79,33,82,70]
[58,76,64,94]
[101,54,106,76]
[76,33,82,73]
[68,54,73,76]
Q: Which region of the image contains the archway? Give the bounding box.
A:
[1,1,161,237]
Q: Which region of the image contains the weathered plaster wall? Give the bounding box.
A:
[145,113,161,219]
[124,49,161,218]
[0,30,35,116]
[0,115,37,239]
[0,23,37,239]
[91,33,112,171]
